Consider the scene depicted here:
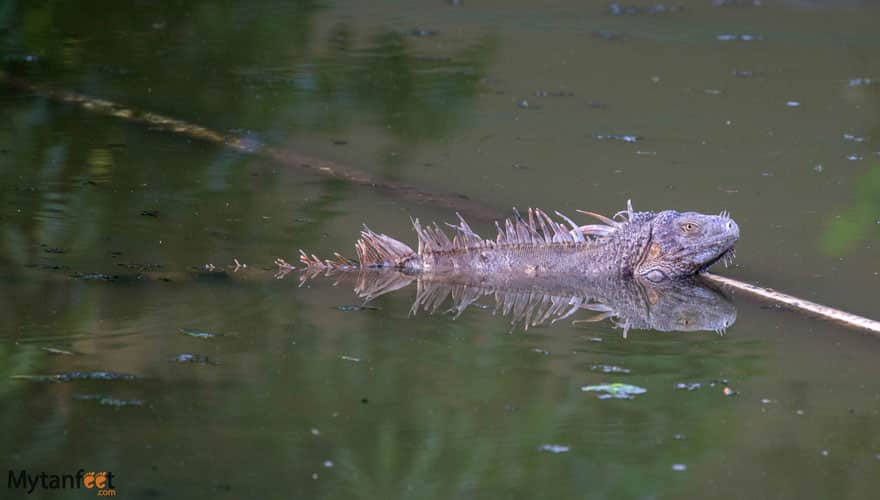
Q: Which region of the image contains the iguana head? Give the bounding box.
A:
[579,201,739,281]
[635,209,739,282]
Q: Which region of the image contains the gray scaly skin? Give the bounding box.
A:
[298,200,739,283]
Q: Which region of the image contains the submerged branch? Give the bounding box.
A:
[0,72,499,221]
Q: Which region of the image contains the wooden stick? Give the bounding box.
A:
[701,272,880,335]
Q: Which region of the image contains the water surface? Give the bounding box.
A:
[2,1,880,498]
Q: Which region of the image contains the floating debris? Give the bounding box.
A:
[821,449,830,457]
[43,247,66,254]
[35,263,67,271]
[716,33,762,41]
[539,444,571,453]
[785,101,801,107]
[722,386,737,396]
[608,3,682,15]
[592,29,624,41]
[713,0,762,6]
[760,398,774,404]
[848,78,874,87]
[532,348,550,355]
[322,460,334,468]
[675,379,729,392]
[594,133,641,143]
[41,347,77,356]
[534,89,575,97]
[140,210,159,217]
[671,463,688,471]
[13,371,142,383]
[581,383,646,400]
[170,353,216,365]
[732,69,763,78]
[335,304,380,312]
[673,433,687,440]
[590,364,631,374]
[71,272,120,281]
[704,89,722,95]
[813,164,823,173]
[179,329,223,339]
[116,262,163,271]
[3,53,40,63]
[843,133,866,143]
[340,355,361,362]
[73,394,145,407]
[846,154,864,161]
[409,29,437,37]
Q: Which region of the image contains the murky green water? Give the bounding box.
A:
[2,1,880,498]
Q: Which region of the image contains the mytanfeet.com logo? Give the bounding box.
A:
[8,469,117,496]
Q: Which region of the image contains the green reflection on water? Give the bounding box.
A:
[820,163,880,255]
[3,0,492,143]
[0,0,492,274]
[0,253,763,498]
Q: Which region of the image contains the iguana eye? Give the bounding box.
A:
[680,222,698,233]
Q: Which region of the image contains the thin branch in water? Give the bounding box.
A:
[701,272,880,335]
[0,72,501,222]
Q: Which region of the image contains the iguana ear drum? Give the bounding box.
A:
[643,269,668,283]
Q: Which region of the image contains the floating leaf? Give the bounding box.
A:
[180,329,223,339]
[581,383,646,400]
[538,444,571,454]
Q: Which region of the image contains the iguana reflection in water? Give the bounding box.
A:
[296,267,736,336]
[292,201,738,335]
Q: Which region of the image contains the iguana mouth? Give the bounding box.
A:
[701,246,736,272]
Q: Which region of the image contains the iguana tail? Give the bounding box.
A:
[299,226,420,270]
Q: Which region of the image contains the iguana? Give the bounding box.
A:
[298,200,739,282]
